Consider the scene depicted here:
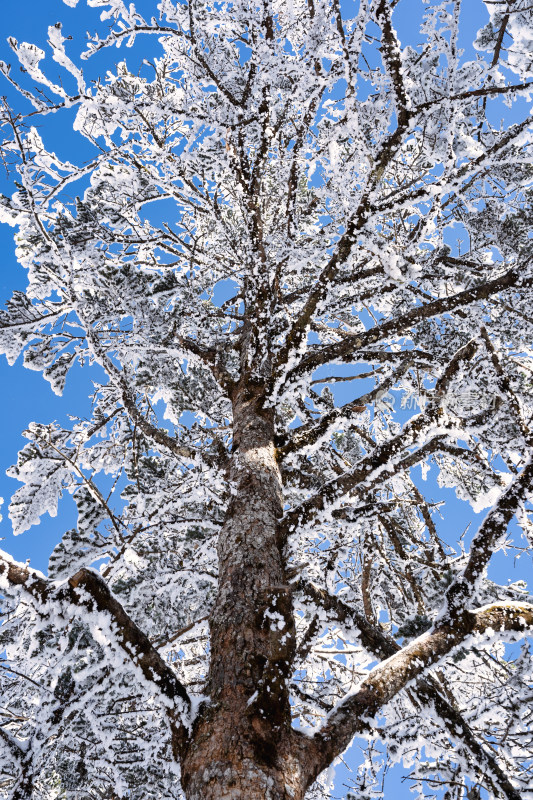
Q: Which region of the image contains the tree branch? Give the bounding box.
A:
[281,339,478,534]
[376,0,410,127]
[445,457,533,616]
[280,266,530,389]
[295,581,523,800]
[0,552,191,758]
[0,725,26,762]
[271,0,415,380]
[480,326,532,445]
[80,320,227,467]
[299,601,533,791]
[415,80,533,113]
[0,727,33,800]
[279,354,426,457]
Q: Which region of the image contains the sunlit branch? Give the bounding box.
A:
[377,113,532,224]
[0,552,191,757]
[80,321,228,466]
[282,434,447,537]
[1,731,33,800]
[480,326,532,445]
[0,725,26,763]
[415,80,533,113]
[271,0,418,380]
[300,601,533,790]
[297,578,521,800]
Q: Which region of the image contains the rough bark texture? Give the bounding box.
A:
[181,384,305,800]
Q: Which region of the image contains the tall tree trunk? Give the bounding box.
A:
[181,384,305,799]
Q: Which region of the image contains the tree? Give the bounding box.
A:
[0,0,532,797]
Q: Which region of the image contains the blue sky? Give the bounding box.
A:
[0,1,530,797]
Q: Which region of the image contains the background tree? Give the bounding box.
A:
[0,0,532,798]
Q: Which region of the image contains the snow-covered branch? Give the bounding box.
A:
[0,552,192,756]
[301,601,533,790]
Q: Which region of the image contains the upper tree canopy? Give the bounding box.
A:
[0,1,532,798]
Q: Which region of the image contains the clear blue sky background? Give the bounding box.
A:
[0,1,530,797]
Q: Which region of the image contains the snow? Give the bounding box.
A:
[0,0,532,796]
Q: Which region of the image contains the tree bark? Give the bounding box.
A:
[180,383,305,800]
